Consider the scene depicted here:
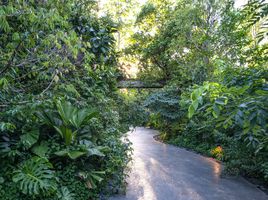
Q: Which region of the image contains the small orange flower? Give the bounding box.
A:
[211,146,223,159]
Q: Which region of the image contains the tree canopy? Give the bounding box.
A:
[0,0,268,199]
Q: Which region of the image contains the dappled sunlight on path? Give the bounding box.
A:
[110,127,267,200]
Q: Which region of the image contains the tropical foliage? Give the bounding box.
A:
[1,0,268,199]
[0,0,133,199]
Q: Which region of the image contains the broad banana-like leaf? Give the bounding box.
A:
[54,126,75,146]
[56,101,76,126]
[70,109,98,129]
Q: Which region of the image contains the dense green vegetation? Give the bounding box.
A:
[0,0,137,199]
[0,0,267,199]
[127,0,268,184]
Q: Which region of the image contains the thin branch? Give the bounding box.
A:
[13,67,45,81]
[39,71,58,95]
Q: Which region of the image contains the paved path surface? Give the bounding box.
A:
[110,127,267,200]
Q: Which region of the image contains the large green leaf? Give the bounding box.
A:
[192,99,199,110]
[87,147,105,157]
[35,110,61,127]
[188,104,195,119]
[20,129,39,149]
[56,101,76,126]
[37,100,98,146]
[31,141,49,157]
[12,157,57,195]
[54,126,76,146]
[68,150,87,159]
[70,108,97,128]
[55,149,87,160]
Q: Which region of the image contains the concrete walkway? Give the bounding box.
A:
[110,127,267,200]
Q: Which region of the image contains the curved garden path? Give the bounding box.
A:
[110,127,267,200]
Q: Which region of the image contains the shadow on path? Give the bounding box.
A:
[110,127,268,200]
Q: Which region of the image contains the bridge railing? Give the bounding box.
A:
[117,80,164,88]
